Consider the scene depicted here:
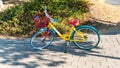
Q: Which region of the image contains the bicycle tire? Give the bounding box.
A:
[71,25,100,50]
[30,29,55,50]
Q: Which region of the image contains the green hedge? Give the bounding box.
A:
[0,0,89,37]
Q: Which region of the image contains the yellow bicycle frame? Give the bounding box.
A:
[48,23,86,42]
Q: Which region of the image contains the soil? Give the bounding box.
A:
[89,0,120,24]
[87,0,120,34]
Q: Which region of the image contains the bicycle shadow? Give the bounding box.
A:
[49,39,120,60]
[0,37,120,68]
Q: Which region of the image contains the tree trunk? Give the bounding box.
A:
[0,0,4,8]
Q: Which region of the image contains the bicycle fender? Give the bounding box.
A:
[50,29,56,36]
[76,25,100,35]
[39,28,48,32]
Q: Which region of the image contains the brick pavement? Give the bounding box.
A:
[0,34,120,68]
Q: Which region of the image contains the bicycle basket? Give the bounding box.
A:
[33,14,49,28]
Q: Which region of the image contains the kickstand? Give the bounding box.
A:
[64,41,71,53]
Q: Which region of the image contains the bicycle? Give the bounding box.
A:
[30,6,100,50]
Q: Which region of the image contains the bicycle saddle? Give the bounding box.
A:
[68,19,79,26]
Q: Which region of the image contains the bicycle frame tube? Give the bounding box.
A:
[71,29,86,42]
[48,23,86,42]
[48,23,62,37]
[48,23,72,41]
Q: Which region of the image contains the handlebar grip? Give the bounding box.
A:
[50,18,60,23]
[44,6,60,23]
[54,19,60,22]
[44,6,47,10]
[44,6,51,19]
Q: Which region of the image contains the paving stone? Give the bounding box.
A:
[0,34,120,68]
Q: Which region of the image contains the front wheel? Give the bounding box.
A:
[71,25,100,50]
[30,29,54,50]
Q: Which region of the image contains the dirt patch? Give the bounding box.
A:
[87,0,120,34]
[0,0,29,12]
[89,0,120,24]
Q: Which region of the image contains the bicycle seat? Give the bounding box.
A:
[68,19,79,26]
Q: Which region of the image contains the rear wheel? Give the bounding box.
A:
[30,30,54,50]
[72,25,100,50]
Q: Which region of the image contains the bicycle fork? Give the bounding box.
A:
[42,28,50,42]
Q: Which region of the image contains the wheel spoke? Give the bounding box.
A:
[72,26,100,50]
[30,30,54,50]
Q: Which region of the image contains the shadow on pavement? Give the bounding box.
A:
[0,38,65,68]
[0,37,120,68]
[49,41,120,60]
[82,19,120,35]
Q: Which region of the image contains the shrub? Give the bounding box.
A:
[0,0,89,37]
